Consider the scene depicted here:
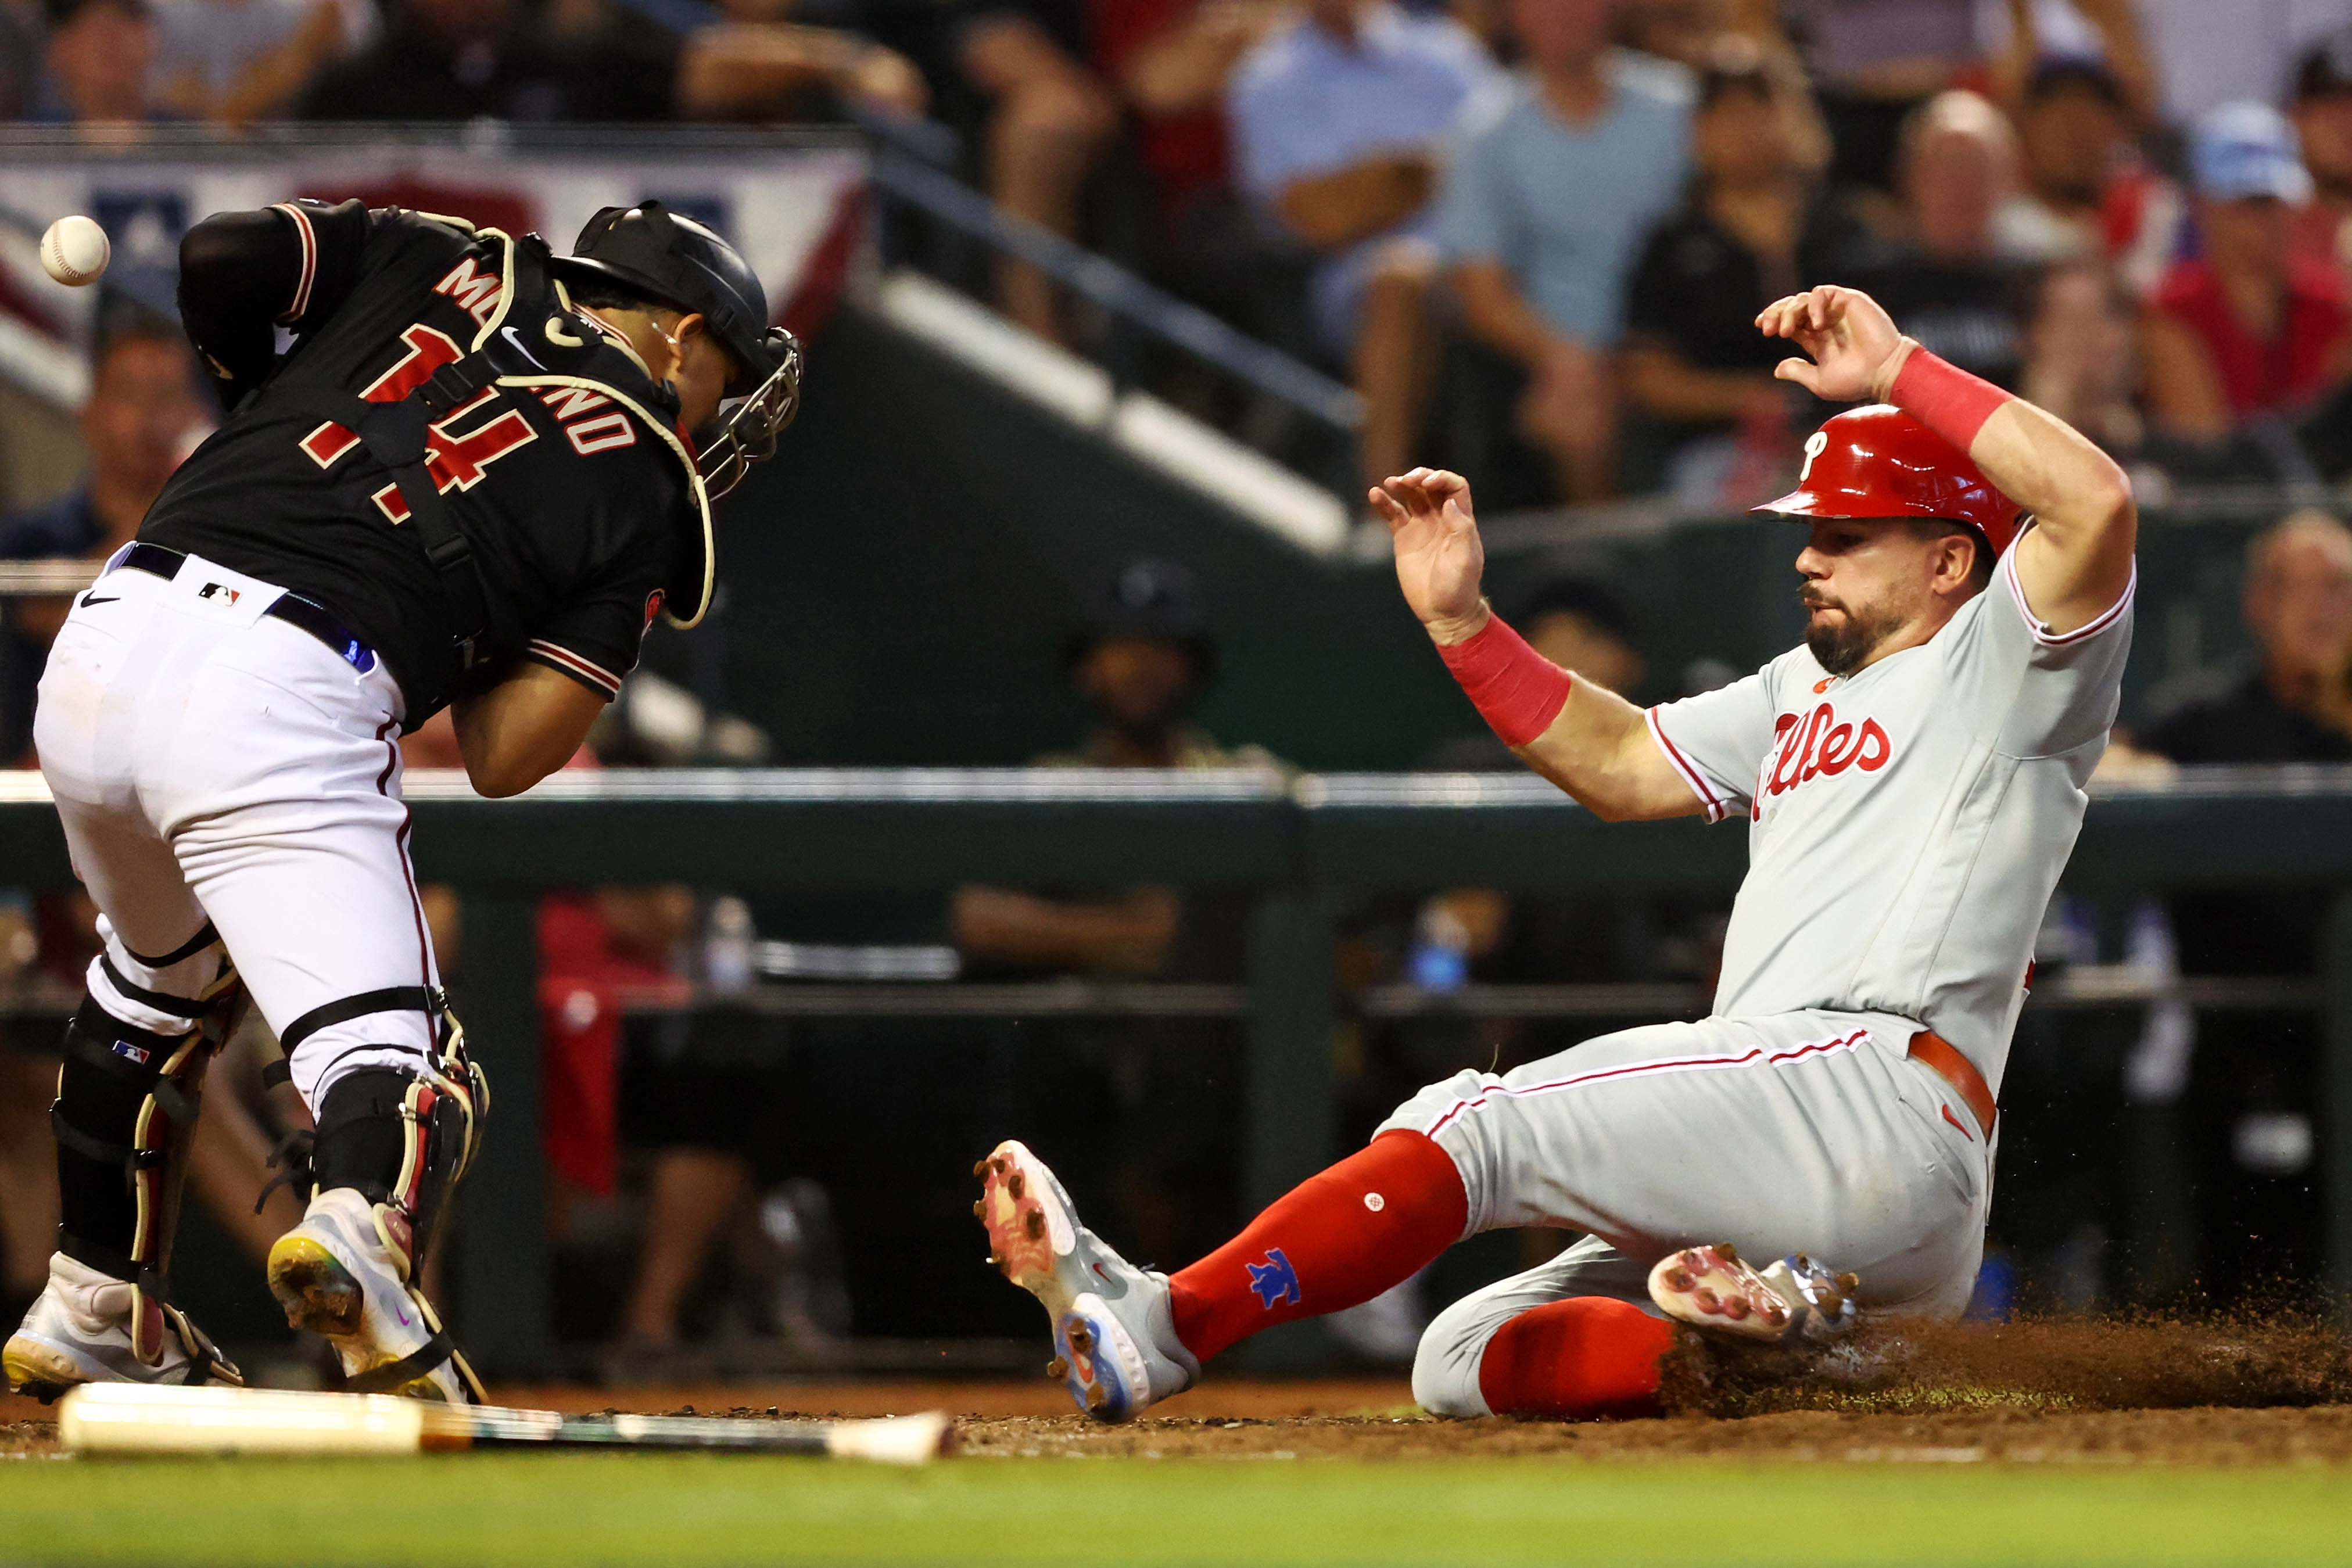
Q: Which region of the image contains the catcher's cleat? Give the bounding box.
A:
[976,1139,1197,1422]
[264,1050,489,1404]
[3,1253,242,1404]
[1647,1243,1859,1345]
[268,1188,483,1404]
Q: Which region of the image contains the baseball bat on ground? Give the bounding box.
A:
[58,1383,955,1463]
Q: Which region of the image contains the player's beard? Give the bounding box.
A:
[1802,591,1905,677]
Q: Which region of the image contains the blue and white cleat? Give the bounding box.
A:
[976,1139,1198,1422]
[1647,1243,1859,1345]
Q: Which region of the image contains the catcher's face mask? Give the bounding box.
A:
[697,325,803,501]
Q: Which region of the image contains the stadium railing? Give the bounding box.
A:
[866,148,1364,442]
[1,765,2350,1372]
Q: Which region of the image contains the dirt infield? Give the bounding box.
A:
[947,1405,2352,1464]
[8,1318,2347,1468]
[1655,1314,2352,1418]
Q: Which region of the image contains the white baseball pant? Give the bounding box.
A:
[34,550,440,1110]
[1382,1009,1994,1416]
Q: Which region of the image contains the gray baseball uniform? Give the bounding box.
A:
[1393,538,2134,1416]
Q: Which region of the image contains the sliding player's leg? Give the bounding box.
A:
[981,1010,1984,1421]
[977,1129,1465,1420]
[1410,1236,1675,1419]
[1383,1010,1987,1301]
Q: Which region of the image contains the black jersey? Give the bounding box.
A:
[146,199,712,725]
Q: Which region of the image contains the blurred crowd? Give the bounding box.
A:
[20,1,2352,507]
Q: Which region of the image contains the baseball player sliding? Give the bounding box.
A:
[981,284,2136,1421]
[5,200,801,1403]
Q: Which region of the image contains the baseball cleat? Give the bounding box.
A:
[976,1139,1198,1422]
[1647,1243,1859,1345]
[3,1253,241,1402]
[267,1187,483,1404]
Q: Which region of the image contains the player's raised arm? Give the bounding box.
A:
[1371,469,1704,821]
[1759,284,2136,634]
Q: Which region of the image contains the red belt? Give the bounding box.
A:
[1909,1030,1996,1139]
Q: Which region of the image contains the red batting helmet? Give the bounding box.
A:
[1755,404,2027,557]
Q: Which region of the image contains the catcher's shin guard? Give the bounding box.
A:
[41,993,242,1387]
[274,993,489,1400]
[309,1062,485,1284]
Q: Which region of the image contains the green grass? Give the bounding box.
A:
[1,1454,2341,1567]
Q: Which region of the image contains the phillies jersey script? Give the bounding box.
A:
[1645,542,2135,1090]
[145,198,711,724]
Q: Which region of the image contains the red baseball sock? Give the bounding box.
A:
[1476,1297,1677,1419]
[1168,1131,1467,1364]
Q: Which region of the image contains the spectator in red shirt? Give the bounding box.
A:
[1091,0,1277,226]
[2145,102,2352,440]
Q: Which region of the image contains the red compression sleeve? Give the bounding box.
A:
[1168,1131,1467,1364]
[1435,613,1573,748]
[1476,1297,1677,1419]
[1889,347,2014,454]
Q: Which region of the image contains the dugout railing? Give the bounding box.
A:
[1,765,2349,1374]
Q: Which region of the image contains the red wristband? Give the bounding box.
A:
[1436,612,1573,748]
[1889,347,2013,453]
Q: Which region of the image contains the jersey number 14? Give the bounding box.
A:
[298,325,632,524]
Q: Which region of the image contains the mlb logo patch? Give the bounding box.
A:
[198,583,241,607]
[110,1040,150,1065]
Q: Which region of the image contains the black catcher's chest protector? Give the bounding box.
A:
[262,232,691,673]
[145,208,716,724]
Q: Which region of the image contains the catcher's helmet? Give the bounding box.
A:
[1755,404,2026,557]
[551,201,803,498]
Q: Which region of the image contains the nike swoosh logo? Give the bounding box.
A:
[500,325,547,369]
[78,593,118,608]
[395,1305,413,1326]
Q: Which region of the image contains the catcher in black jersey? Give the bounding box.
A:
[4,200,799,1403]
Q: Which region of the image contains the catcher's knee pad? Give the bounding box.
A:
[49,995,227,1371]
[300,992,488,1280]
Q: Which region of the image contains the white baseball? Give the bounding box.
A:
[40,216,110,288]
